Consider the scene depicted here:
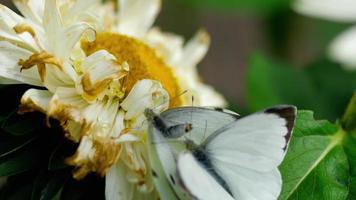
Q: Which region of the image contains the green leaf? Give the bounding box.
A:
[182,0,291,12]
[342,93,356,132]
[1,111,43,136]
[0,150,40,176]
[246,54,356,121]
[0,135,38,159]
[31,171,69,200]
[279,111,350,200]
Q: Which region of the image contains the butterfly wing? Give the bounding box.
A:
[204,106,296,199]
[161,106,239,144]
[176,152,235,200]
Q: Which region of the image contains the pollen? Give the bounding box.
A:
[81,33,182,107]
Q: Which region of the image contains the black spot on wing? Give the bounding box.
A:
[213,107,240,119]
[170,174,176,185]
[152,169,158,178]
[265,105,297,150]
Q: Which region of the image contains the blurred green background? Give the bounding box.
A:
[1,0,355,121]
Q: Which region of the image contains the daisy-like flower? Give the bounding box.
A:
[0,0,226,199]
[293,0,356,69]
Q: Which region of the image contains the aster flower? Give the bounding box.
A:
[293,0,356,69]
[0,0,226,199]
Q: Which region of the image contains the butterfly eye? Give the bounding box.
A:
[185,123,193,133]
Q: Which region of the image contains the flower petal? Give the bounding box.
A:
[121,79,169,120]
[329,26,356,69]
[80,50,127,102]
[0,41,42,86]
[293,0,356,22]
[116,0,161,37]
[194,83,227,107]
[43,0,95,60]
[0,4,39,51]
[48,87,88,122]
[145,27,184,64]
[13,0,45,24]
[106,162,134,200]
[179,29,210,68]
[20,88,52,113]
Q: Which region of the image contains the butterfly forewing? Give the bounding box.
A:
[203,106,296,199]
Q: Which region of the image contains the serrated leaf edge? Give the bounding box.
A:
[283,128,346,199]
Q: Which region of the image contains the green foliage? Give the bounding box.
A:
[246,54,356,121]
[182,0,291,12]
[279,111,349,200]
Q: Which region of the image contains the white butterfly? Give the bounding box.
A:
[145,106,296,200]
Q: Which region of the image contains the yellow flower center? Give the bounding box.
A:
[81,33,182,107]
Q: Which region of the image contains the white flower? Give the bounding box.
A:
[0,0,227,200]
[293,0,356,69]
[97,0,226,106]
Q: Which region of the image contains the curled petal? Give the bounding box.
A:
[121,79,169,120]
[19,88,52,113]
[0,41,42,86]
[0,4,40,51]
[117,0,161,37]
[80,50,128,102]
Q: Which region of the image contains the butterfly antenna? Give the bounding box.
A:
[201,119,208,144]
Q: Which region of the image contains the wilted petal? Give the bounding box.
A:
[0,41,42,86]
[20,88,52,113]
[117,0,161,38]
[48,87,88,123]
[293,0,356,22]
[80,50,127,102]
[329,26,356,69]
[121,79,169,120]
[0,4,39,51]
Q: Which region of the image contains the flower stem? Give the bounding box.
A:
[342,92,356,132]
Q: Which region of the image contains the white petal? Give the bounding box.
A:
[43,0,95,60]
[49,87,88,121]
[81,50,120,83]
[179,29,210,68]
[0,4,39,51]
[62,0,100,25]
[194,83,227,107]
[0,41,42,86]
[145,27,184,64]
[329,26,356,69]
[121,79,169,119]
[13,0,45,24]
[44,66,76,93]
[106,162,134,200]
[116,0,161,37]
[293,0,356,22]
[21,88,52,113]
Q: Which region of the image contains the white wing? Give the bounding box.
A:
[177,152,235,200]
[205,106,296,199]
[161,107,239,144]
